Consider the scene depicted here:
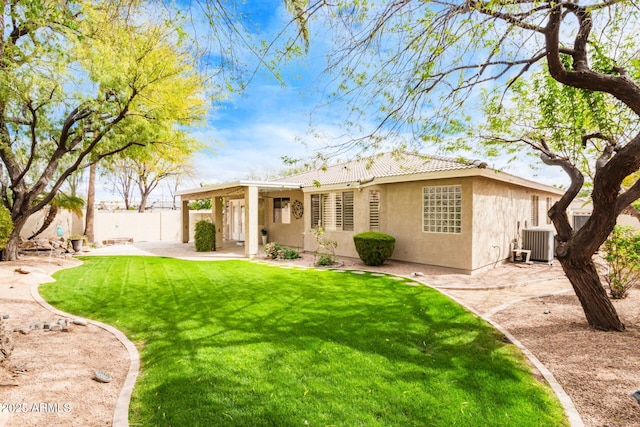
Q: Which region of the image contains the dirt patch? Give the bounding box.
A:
[492,290,640,427]
[0,256,129,427]
[1,251,639,426]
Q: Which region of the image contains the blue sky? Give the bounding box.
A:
[99,1,569,202]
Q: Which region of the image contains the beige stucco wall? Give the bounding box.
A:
[301,179,474,272]
[21,209,211,244]
[19,209,83,239]
[261,190,305,250]
[383,178,474,272]
[470,177,558,272]
[295,176,565,273]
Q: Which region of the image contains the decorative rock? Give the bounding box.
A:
[1,314,9,320]
[57,319,68,326]
[94,371,112,383]
[543,309,550,314]
[412,272,424,277]
[73,319,88,326]
[15,328,30,335]
[31,322,44,330]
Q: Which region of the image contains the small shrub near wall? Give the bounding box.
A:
[264,242,299,260]
[194,220,216,252]
[0,205,13,250]
[353,232,396,266]
[600,225,640,299]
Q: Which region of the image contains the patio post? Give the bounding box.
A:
[212,196,223,250]
[181,199,189,243]
[244,185,259,258]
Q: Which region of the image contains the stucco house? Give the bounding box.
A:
[177,152,564,274]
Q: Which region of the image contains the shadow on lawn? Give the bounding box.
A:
[47,257,564,426]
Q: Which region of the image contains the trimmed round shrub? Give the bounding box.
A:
[194,220,216,252]
[353,231,396,266]
[0,205,13,250]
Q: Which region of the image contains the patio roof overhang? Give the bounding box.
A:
[176,180,303,201]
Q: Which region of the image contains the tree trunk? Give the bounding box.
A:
[138,183,149,213]
[557,254,625,331]
[29,205,58,240]
[84,163,96,243]
[0,217,26,261]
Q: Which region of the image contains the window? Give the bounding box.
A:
[310,192,354,231]
[273,197,291,224]
[423,185,462,234]
[546,197,553,225]
[311,194,320,227]
[531,195,539,227]
[342,191,354,231]
[321,193,336,230]
[369,190,380,231]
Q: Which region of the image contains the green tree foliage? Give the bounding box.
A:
[194,220,216,252]
[0,1,210,260]
[280,0,640,331]
[0,205,13,250]
[189,199,212,211]
[600,226,640,299]
[353,232,395,267]
[103,137,202,212]
[308,226,337,266]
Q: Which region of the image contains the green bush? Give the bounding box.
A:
[189,199,212,211]
[194,220,216,252]
[0,205,13,250]
[353,231,396,266]
[600,225,640,299]
[309,227,338,266]
[264,242,299,260]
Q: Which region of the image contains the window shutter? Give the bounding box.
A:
[342,191,354,231]
[322,194,336,230]
[311,194,320,228]
[369,190,380,231]
[531,195,539,227]
[336,192,343,230]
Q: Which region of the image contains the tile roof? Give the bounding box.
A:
[275,152,486,187]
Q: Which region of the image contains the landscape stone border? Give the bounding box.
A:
[30,283,139,427]
[17,253,584,427]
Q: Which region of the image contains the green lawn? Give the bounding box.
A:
[41,256,568,426]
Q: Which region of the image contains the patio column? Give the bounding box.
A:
[244,185,259,258]
[212,196,223,250]
[181,199,190,243]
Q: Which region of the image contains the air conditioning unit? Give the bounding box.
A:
[522,228,555,263]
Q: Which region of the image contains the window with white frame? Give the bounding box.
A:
[423,185,462,234]
[273,197,291,224]
[310,192,354,231]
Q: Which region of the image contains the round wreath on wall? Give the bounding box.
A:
[292,200,304,219]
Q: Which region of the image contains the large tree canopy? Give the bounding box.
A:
[0,0,209,260]
[280,0,640,331]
